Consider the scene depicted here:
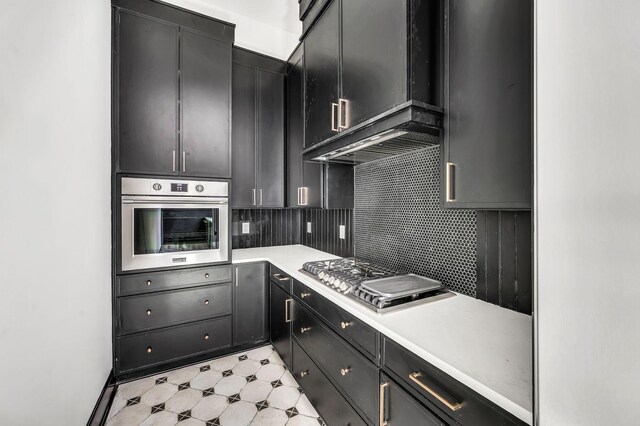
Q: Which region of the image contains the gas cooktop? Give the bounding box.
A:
[301,258,449,314]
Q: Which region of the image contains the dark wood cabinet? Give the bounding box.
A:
[270,281,292,368]
[114,2,233,178]
[303,0,340,148]
[233,263,268,345]
[180,29,231,178]
[443,0,532,209]
[231,48,285,208]
[116,11,179,175]
[287,44,323,208]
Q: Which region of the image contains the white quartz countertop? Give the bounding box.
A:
[232,245,533,424]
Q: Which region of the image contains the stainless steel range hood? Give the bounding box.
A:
[302,101,443,165]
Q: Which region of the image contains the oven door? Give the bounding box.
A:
[121,196,229,272]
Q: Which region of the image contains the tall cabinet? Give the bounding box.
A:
[231,48,285,208]
[113,1,233,178]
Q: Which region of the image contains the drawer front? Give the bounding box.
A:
[292,278,378,360]
[293,303,378,423]
[382,337,526,426]
[380,373,447,426]
[116,316,232,374]
[269,264,292,293]
[117,265,232,296]
[118,283,231,335]
[292,339,367,426]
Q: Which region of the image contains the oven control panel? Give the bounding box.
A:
[121,177,228,198]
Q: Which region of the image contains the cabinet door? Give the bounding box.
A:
[181,29,231,178]
[341,0,407,128]
[257,69,285,207]
[304,0,340,148]
[233,263,268,345]
[231,63,257,208]
[117,11,179,175]
[270,283,291,368]
[381,374,447,426]
[444,0,532,209]
[287,49,323,208]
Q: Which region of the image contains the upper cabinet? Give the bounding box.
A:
[302,0,443,157]
[287,44,323,207]
[113,0,234,178]
[443,0,532,209]
[231,48,285,208]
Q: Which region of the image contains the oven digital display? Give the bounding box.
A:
[171,183,188,192]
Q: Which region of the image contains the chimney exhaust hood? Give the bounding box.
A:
[302,101,443,165]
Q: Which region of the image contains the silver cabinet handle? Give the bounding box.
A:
[380,382,389,426]
[285,298,293,323]
[446,162,455,202]
[331,102,339,131]
[235,267,239,287]
[252,189,256,206]
[338,98,349,130]
[297,187,302,206]
[409,371,463,411]
[182,151,186,173]
[302,187,309,206]
[172,151,176,172]
[273,273,290,282]
[259,189,263,206]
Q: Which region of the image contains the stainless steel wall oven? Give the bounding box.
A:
[120,177,229,272]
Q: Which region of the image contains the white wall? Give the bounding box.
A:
[0,0,112,423]
[163,0,301,59]
[536,1,640,424]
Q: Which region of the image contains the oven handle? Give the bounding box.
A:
[122,197,228,205]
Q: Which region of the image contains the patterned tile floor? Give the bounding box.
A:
[107,345,324,426]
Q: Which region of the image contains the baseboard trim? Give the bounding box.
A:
[87,370,117,426]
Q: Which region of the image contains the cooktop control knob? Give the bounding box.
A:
[152,183,162,191]
[196,184,204,193]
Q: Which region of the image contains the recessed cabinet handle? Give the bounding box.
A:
[331,102,339,131]
[146,346,153,354]
[380,382,389,426]
[146,280,152,286]
[340,321,353,329]
[446,162,455,202]
[340,367,351,376]
[409,371,463,412]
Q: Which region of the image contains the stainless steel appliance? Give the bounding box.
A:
[302,258,449,314]
[120,177,229,272]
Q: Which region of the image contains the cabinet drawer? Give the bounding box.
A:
[292,278,378,361]
[380,373,447,426]
[116,265,232,296]
[116,316,232,374]
[269,264,292,292]
[382,337,526,426]
[292,339,367,426]
[293,303,378,424]
[117,283,231,335]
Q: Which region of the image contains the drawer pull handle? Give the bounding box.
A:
[146,309,151,316]
[146,280,152,286]
[285,299,292,323]
[300,327,311,334]
[146,346,152,354]
[205,273,210,278]
[273,273,290,282]
[409,371,462,412]
[380,382,389,426]
[300,292,311,299]
[299,370,309,378]
[204,300,209,305]
[340,321,353,329]
[340,367,351,376]
[204,334,210,340]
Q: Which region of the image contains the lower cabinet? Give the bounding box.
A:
[233,263,268,345]
[292,339,367,426]
[269,281,292,368]
[380,373,447,426]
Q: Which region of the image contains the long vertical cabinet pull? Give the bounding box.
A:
[285,299,293,323]
[338,98,349,130]
[234,266,239,287]
[172,151,176,172]
[297,187,302,206]
[379,382,389,426]
[252,189,256,206]
[259,189,263,206]
[301,187,309,206]
[182,151,186,173]
[446,162,455,202]
[331,102,339,131]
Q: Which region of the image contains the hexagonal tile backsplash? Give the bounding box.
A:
[354,146,477,296]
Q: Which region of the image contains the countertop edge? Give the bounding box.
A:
[232,250,533,425]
